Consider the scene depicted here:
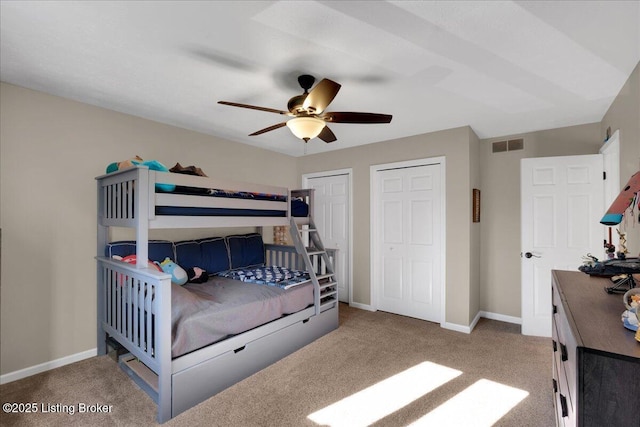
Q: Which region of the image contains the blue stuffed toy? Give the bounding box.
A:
[106,156,176,192]
[156,258,188,286]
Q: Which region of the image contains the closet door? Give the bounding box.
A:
[374,163,442,322]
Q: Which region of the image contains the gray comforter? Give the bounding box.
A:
[170,276,313,358]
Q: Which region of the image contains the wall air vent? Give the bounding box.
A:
[492,140,507,153]
[508,138,524,151]
[492,138,524,153]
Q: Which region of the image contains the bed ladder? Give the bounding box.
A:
[289,216,339,314]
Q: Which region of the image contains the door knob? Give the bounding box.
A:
[523,252,541,259]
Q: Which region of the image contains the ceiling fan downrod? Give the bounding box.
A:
[297,74,315,93]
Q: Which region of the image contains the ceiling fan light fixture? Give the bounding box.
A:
[286,116,325,141]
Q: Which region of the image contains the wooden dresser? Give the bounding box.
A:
[551,270,640,427]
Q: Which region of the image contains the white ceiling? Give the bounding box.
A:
[1,1,638,157]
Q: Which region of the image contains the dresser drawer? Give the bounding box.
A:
[556,367,574,427]
[552,319,575,425]
[552,283,578,407]
[552,355,566,427]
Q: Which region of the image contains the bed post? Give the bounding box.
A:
[156,277,172,423]
[136,167,150,267]
[96,179,108,356]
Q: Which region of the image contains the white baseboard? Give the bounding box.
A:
[348,301,375,312]
[470,311,482,331]
[479,311,522,325]
[442,312,481,334]
[0,348,97,385]
[442,311,521,334]
[442,321,472,334]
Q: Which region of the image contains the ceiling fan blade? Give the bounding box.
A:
[249,122,287,136]
[218,101,290,116]
[322,111,392,124]
[318,126,337,143]
[302,79,341,114]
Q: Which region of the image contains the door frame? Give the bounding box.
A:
[370,157,447,325]
[302,168,353,305]
[599,130,620,249]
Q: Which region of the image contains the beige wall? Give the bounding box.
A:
[479,123,602,318]
[601,62,640,257]
[469,130,481,322]
[0,83,297,375]
[297,126,479,326]
[1,60,637,376]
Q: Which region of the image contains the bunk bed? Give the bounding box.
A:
[96,165,339,423]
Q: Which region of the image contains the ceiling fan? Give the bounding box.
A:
[218,75,392,143]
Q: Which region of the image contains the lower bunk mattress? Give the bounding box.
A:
[171,276,313,358]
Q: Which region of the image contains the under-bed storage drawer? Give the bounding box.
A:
[172,308,337,417]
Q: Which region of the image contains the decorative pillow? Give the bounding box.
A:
[174,237,230,274]
[225,233,265,270]
[200,237,231,274]
[106,240,175,262]
[174,240,202,270]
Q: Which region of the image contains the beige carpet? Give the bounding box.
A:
[1,304,553,426]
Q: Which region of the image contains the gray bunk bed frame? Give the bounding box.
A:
[95,166,339,423]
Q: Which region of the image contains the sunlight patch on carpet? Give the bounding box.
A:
[408,379,529,426]
[307,361,461,427]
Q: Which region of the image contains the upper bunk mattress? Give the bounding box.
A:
[171,276,313,358]
[155,187,308,217]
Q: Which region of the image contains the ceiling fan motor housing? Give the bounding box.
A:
[287,94,308,114]
[288,75,316,113]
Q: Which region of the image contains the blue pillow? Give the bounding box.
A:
[106,240,175,262]
[174,237,230,274]
[226,234,265,270]
[200,238,231,274]
[174,240,202,270]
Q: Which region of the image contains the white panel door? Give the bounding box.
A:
[521,155,603,337]
[308,174,350,303]
[375,164,442,322]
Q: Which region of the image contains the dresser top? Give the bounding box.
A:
[552,270,640,360]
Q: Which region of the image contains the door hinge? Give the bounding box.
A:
[603,171,607,180]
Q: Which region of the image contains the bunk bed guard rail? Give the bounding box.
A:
[96,166,293,235]
[96,257,172,418]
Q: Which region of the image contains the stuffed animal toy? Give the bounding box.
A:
[106,155,144,174]
[170,162,208,177]
[186,267,209,284]
[112,255,163,286]
[114,254,163,271]
[106,156,176,192]
[157,258,188,286]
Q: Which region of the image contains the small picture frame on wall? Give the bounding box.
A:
[473,189,481,223]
